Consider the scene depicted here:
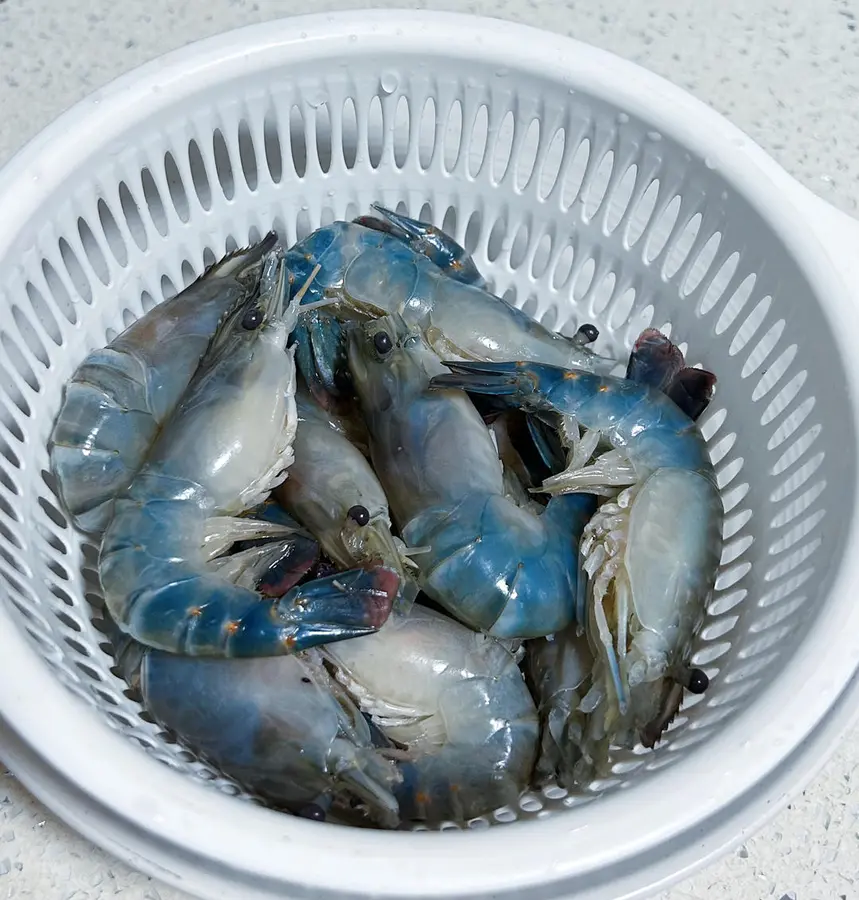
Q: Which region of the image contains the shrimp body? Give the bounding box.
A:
[50,235,276,533]
[324,605,538,825]
[432,360,723,749]
[108,617,400,826]
[98,254,399,657]
[347,316,596,640]
[273,380,417,610]
[283,214,615,402]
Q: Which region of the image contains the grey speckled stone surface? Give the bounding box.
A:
[1,0,859,898]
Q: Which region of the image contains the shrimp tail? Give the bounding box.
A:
[666,367,717,421]
[357,204,487,288]
[625,327,684,391]
[626,328,716,421]
[101,489,399,656]
[130,564,396,658]
[211,537,320,598]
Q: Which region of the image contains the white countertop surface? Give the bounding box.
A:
[2,0,859,898]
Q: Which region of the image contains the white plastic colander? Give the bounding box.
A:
[2,9,859,899]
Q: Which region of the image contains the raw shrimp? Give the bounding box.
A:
[346,314,597,639]
[98,252,400,657]
[50,234,276,533]
[283,209,615,400]
[106,615,400,827]
[273,379,418,610]
[431,359,723,749]
[324,605,539,825]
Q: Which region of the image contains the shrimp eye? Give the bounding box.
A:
[298,803,326,822]
[686,668,709,694]
[241,306,264,330]
[347,505,370,526]
[373,331,393,355]
[576,323,600,344]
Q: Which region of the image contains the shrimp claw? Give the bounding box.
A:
[356,204,487,288]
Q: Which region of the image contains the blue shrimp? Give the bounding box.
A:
[283,211,616,401]
[273,377,419,611]
[105,613,401,827]
[324,604,539,825]
[346,314,597,640]
[50,234,277,533]
[98,252,400,657]
[431,359,723,750]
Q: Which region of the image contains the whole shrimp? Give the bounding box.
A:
[104,612,400,827]
[283,206,615,400]
[324,604,539,825]
[98,252,400,657]
[431,359,723,751]
[50,234,276,533]
[273,377,418,610]
[346,314,596,639]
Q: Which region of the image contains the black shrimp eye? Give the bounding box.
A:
[241,306,264,330]
[686,668,709,694]
[576,323,600,344]
[373,331,393,355]
[347,505,370,526]
[298,803,326,822]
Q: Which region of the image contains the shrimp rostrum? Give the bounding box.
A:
[98,251,401,658]
[432,359,723,752]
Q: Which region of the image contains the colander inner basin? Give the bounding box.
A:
[0,41,852,838]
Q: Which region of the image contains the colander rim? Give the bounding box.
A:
[2,9,859,899]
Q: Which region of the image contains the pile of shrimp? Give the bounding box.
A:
[49,205,723,829]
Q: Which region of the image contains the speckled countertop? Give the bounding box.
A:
[1,0,858,898]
